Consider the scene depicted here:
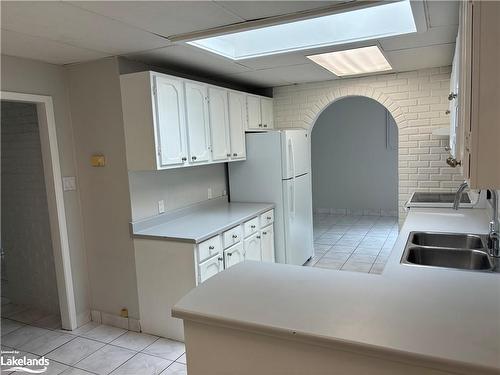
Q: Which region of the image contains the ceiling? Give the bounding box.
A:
[0,1,459,88]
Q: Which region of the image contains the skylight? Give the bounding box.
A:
[187,1,416,60]
[307,46,392,77]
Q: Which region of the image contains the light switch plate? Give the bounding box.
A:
[62,176,77,191]
[208,188,213,199]
[158,200,165,214]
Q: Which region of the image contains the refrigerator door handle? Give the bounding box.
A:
[288,138,296,219]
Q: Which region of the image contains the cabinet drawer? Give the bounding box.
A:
[222,226,242,249]
[198,254,223,284]
[243,217,259,237]
[260,209,274,227]
[197,235,221,263]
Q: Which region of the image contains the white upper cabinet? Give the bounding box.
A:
[261,98,274,129]
[451,1,500,188]
[154,75,188,168]
[121,71,274,170]
[208,87,231,162]
[185,82,211,164]
[448,40,460,159]
[247,95,262,130]
[247,95,274,130]
[228,91,247,160]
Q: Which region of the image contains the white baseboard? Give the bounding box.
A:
[90,309,141,332]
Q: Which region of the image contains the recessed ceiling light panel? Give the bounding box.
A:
[307,46,392,77]
[187,0,416,60]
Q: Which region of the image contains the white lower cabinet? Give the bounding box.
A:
[260,224,275,262]
[224,242,245,268]
[198,253,224,283]
[244,232,262,261]
[134,208,275,341]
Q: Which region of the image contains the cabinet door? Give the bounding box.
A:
[153,76,188,167]
[185,82,211,164]
[244,232,261,261]
[261,98,274,129]
[224,243,244,268]
[228,92,247,160]
[247,95,262,130]
[449,34,461,159]
[198,253,223,284]
[208,87,231,161]
[260,224,275,263]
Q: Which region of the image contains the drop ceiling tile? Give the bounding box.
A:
[380,25,458,51]
[386,43,455,72]
[1,1,170,55]
[238,52,310,70]
[227,69,291,88]
[68,1,244,37]
[228,61,338,87]
[426,1,460,27]
[215,1,342,21]
[0,29,110,65]
[256,63,337,85]
[125,44,251,76]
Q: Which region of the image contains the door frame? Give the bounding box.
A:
[1,91,77,330]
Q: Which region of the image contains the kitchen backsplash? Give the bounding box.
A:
[128,164,226,221]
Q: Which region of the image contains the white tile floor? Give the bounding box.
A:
[307,213,399,274]
[1,304,187,375]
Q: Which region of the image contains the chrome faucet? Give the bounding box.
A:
[488,190,499,258]
[452,181,469,210]
[453,182,499,257]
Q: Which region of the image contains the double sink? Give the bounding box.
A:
[401,232,499,273]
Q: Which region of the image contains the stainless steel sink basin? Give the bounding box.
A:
[410,192,470,203]
[401,231,499,273]
[409,232,484,249]
[405,247,492,270]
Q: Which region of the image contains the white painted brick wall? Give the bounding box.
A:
[1,101,60,313]
[272,67,464,221]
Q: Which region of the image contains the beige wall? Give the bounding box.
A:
[273,67,464,221]
[66,57,141,319]
[1,55,91,324]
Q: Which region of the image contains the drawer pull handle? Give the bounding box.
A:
[251,225,256,229]
[233,153,237,157]
[226,153,231,157]
[192,156,197,160]
[263,232,267,235]
[232,234,238,239]
[209,246,215,250]
[227,253,232,257]
[256,235,261,239]
[266,216,272,220]
[218,257,223,261]
[181,157,187,162]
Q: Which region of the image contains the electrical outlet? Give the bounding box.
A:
[208,188,213,199]
[158,200,165,214]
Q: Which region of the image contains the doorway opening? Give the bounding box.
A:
[1,92,77,330]
[307,96,399,274]
[1,100,63,326]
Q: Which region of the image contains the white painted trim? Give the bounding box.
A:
[1,91,78,330]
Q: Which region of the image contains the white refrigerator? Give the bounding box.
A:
[228,129,314,265]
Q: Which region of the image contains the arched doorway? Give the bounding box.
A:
[308,96,399,274]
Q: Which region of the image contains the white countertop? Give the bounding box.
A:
[173,208,500,374]
[131,198,274,243]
